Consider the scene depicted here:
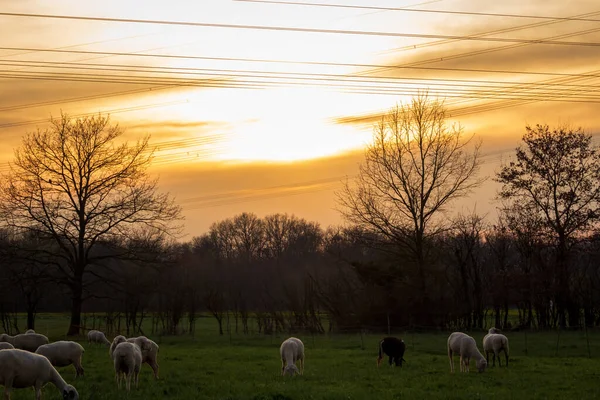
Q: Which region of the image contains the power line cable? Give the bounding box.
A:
[233,0,600,23]
[2,11,600,46]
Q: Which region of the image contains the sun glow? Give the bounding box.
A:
[220,117,368,162]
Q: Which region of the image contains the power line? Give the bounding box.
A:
[4,59,600,92]
[4,68,600,104]
[2,11,600,46]
[233,0,600,23]
[356,22,600,77]
[383,9,600,55]
[2,46,596,80]
[0,86,173,112]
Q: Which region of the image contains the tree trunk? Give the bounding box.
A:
[67,281,83,336]
[26,309,35,331]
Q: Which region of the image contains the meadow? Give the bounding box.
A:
[6,314,600,400]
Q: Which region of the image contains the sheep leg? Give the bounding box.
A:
[149,360,160,379]
[74,360,84,378]
[35,383,42,400]
[388,356,393,366]
[448,350,454,373]
[135,367,140,389]
[3,387,10,400]
[505,350,509,367]
[281,359,285,375]
[459,355,463,372]
[299,357,304,375]
[126,371,132,392]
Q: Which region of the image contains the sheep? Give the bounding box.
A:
[280,337,304,376]
[112,342,142,392]
[447,332,487,373]
[483,328,510,367]
[0,333,49,352]
[87,330,111,346]
[0,343,14,350]
[376,336,406,367]
[25,330,35,334]
[126,336,160,379]
[109,335,159,379]
[0,349,79,400]
[35,341,85,378]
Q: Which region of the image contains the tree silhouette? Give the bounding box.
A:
[336,94,483,316]
[0,113,182,335]
[496,124,600,327]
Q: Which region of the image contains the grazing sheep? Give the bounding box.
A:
[0,349,79,400]
[112,342,142,392]
[126,337,160,379]
[35,341,85,377]
[87,330,111,346]
[109,335,160,379]
[0,343,14,350]
[447,332,487,373]
[376,337,406,367]
[280,337,304,376]
[483,328,509,367]
[25,330,35,334]
[0,333,49,352]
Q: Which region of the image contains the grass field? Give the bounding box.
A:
[5,314,600,399]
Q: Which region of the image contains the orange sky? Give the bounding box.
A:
[1,0,600,239]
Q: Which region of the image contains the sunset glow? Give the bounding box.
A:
[2,0,600,237]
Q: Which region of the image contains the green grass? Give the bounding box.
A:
[6,315,600,399]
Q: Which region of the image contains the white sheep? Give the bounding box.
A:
[447,332,487,373]
[109,335,159,380]
[35,341,85,377]
[0,333,49,352]
[112,342,142,392]
[87,330,111,346]
[126,336,160,380]
[25,330,35,334]
[483,328,510,367]
[280,337,305,376]
[0,349,79,400]
[0,343,14,350]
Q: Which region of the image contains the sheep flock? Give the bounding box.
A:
[0,325,511,397]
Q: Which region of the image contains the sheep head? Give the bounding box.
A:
[476,358,487,373]
[62,385,79,400]
[488,327,501,334]
[283,364,300,376]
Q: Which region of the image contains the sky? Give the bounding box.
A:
[1,0,600,239]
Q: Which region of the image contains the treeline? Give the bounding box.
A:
[1,210,600,335]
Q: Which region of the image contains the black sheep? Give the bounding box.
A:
[376,336,406,367]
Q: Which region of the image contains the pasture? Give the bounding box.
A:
[6,314,600,399]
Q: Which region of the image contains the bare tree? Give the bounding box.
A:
[496,124,600,327]
[0,113,182,335]
[336,94,483,305]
